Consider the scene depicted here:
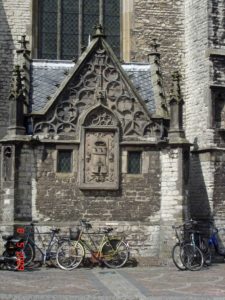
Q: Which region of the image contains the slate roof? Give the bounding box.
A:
[30,60,156,113]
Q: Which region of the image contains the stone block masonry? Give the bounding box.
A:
[159,147,186,260]
[184,0,212,148]
[12,144,163,259]
[130,0,185,97]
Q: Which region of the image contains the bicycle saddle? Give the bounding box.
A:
[2,235,13,241]
[2,235,23,243]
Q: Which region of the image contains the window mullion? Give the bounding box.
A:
[57,0,62,59]
[78,0,83,56]
[99,0,104,26]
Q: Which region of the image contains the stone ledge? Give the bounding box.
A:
[206,48,225,57]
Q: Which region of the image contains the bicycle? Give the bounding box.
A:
[172,220,204,271]
[0,230,25,271]
[200,224,225,263]
[21,222,64,268]
[172,224,187,271]
[56,219,130,271]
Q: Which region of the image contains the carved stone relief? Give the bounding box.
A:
[33,42,161,141]
[84,131,115,184]
[80,106,119,190]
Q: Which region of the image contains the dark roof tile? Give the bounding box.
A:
[30,60,156,113]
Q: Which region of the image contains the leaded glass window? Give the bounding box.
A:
[128,152,141,174]
[38,0,121,60]
[57,150,72,173]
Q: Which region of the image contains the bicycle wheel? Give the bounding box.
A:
[23,243,34,267]
[172,243,187,271]
[102,239,129,268]
[199,239,212,266]
[47,241,60,268]
[181,243,204,271]
[56,240,84,271]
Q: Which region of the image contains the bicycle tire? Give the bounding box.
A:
[102,239,129,269]
[56,240,84,270]
[171,243,187,271]
[199,239,212,266]
[48,241,60,268]
[23,243,34,267]
[181,243,204,271]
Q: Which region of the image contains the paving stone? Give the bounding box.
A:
[1,265,225,299]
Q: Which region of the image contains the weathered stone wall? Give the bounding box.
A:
[22,144,162,257]
[213,152,225,216]
[34,146,160,222]
[14,144,34,221]
[0,0,32,139]
[0,144,16,224]
[184,0,213,147]
[189,152,215,220]
[130,0,185,96]
[159,147,186,259]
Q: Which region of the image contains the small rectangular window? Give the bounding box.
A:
[128,151,141,174]
[57,150,72,173]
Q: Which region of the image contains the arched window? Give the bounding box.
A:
[37,0,121,60]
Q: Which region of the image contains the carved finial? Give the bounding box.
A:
[151,39,160,53]
[17,35,30,56]
[168,70,186,143]
[148,39,161,61]
[10,65,23,99]
[92,24,106,38]
[170,71,182,102]
[18,35,29,50]
[8,65,26,135]
[172,70,182,83]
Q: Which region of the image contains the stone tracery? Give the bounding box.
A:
[33,42,162,141]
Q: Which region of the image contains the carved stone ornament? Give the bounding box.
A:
[79,106,119,190]
[2,146,13,181]
[33,41,161,141]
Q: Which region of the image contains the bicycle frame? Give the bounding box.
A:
[208,227,225,256]
[23,224,60,264]
[74,224,127,263]
[76,229,110,260]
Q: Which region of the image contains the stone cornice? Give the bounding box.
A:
[191,146,225,153]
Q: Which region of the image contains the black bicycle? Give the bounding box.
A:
[172,220,204,271]
[21,222,64,267]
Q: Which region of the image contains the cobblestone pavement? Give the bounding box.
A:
[1,263,225,300]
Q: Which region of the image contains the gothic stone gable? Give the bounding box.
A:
[32,37,162,142]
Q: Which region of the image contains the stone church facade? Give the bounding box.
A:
[0,0,225,263]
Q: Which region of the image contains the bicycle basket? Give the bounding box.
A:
[69,227,80,240]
